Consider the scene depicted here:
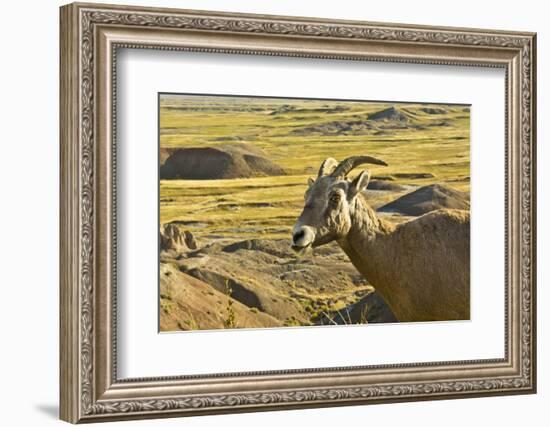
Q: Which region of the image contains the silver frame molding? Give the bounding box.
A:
[60,2,537,423]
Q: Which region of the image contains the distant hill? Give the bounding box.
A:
[367,179,408,192]
[160,143,286,180]
[288,106,422,136]
[368,106,411,122]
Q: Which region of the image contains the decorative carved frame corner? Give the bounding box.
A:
[60,2,536,423]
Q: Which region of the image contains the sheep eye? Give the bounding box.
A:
[329,193,341,204]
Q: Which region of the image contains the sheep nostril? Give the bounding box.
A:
[293,230,305,244]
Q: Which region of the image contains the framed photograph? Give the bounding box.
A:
[60,2,537,423]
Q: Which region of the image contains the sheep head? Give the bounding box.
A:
[291,155,387,253]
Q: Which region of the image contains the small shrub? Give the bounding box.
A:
[283,316,301,327]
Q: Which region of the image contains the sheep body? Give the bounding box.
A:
[339,197,470,321]
[292,156,470,322]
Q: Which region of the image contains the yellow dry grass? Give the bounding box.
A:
[160,95,469,239]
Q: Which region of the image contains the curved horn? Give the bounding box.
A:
[331,155,387,179]
[317,157,339,177]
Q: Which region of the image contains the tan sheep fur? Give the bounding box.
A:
[292,157,470,322]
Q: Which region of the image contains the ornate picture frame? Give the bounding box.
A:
[60,2,536,423]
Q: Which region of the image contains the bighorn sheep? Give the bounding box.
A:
[292,156,470,322]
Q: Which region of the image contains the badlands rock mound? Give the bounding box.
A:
[160,224,198,252]
[160,144,285,179]
[379,184,469,216]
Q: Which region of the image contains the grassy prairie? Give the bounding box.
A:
[160,95,470,240]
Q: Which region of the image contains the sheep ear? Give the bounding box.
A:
[348,170,370,199]
[308,177,315,187]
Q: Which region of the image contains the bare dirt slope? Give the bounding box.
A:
[160,262,282,331]
[160,234,394,330]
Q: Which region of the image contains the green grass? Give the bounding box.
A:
[160,95,470,240]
